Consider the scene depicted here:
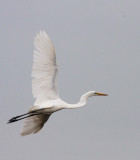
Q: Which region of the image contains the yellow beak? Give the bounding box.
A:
[95,92,108,96]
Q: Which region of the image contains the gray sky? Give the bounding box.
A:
[1,0,140,160]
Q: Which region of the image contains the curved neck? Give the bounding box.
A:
[65,91,95,109]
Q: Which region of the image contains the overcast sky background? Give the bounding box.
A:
[1,1,140,160]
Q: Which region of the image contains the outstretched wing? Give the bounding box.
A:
[32,31,59,105]
[21,114,51,136]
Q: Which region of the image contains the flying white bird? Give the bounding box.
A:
[8,31,108,136]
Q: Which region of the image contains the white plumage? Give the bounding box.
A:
[32,31,59,105]
[8,31,108,136]
[21,114,50,136]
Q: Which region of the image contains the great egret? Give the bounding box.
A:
[8,31,108,136]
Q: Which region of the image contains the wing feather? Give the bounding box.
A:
[20,114,51,136]
[32,31,59,105]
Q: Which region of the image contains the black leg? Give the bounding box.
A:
[7,112,42,124]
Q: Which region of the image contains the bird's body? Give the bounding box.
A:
[29,91,100,113]
[8,31,108,136]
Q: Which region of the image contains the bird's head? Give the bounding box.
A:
[86,91,108,97]
[80,91,108,105]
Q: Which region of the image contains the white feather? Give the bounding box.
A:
[21,114,51,136]
[32,31,59,105]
